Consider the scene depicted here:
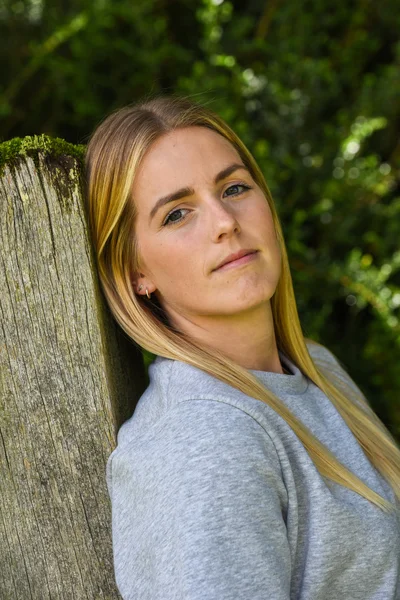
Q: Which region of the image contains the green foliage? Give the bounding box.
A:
[1,0,400,436]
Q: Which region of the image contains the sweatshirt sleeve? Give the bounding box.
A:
[107,398,291,600]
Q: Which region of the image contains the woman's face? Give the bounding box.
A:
[131,126,282,327]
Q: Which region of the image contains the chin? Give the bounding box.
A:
[221,294,271,315]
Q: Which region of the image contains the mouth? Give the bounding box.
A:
[214,250,259,272]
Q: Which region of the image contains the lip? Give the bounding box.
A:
[213,249,258,272]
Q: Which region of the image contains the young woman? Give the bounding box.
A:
[85,95,400,600]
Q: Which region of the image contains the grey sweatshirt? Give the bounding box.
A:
[106,342,400,599]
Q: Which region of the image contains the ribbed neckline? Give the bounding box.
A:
[249,350,309,395]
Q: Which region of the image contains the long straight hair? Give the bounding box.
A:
[85,94,400,514]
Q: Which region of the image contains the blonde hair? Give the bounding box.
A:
[85,93,400,514]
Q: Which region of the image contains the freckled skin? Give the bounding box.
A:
[131,125,283,372]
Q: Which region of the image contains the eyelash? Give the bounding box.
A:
[162,183,252,227]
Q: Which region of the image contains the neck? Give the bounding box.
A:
[165,300,285,374]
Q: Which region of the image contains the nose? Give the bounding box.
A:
[208,198,241,241]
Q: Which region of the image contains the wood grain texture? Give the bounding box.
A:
[0,149,147,599]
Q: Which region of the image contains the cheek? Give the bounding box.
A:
[248,200,276,238]
[144,238,193,283]
[254,204,281,262]
[262,205,277,239]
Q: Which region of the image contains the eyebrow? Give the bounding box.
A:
[148,162,251,224]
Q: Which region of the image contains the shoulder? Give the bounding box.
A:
[107,393,290,514]
[112,396,281,467]
[110,395,290,485]
[306,339,355,380]
[305,338,369,406]
[116,354,278,449]
[305,338,343,367]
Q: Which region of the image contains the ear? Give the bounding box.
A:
[131,270,145,286]
[131,271,157,295]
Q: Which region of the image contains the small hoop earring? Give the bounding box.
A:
[146,288,151,299]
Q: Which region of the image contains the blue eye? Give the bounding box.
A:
[162,183,251,227]
[162,207,190,226]
[223,183,251,197]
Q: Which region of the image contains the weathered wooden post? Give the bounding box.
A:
[0,136,148,599]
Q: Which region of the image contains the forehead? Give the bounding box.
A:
[132,126,241,198]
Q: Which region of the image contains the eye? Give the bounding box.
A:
[162,207,190,227]
[223,183,251,197]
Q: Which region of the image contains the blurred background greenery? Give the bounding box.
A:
[2,0,399,437]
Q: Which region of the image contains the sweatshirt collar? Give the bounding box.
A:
[154,349,309,396]
[249,350,309,395]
